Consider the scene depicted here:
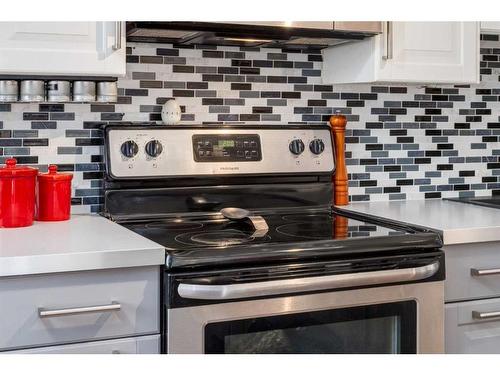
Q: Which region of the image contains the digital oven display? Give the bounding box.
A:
[218,140,235,148]
[192,134,262,162]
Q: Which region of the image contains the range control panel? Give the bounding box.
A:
[193,134,262,162]
[106,126,335,179]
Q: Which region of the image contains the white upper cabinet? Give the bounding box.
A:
[322,22,480,84]
[0,22,126,76]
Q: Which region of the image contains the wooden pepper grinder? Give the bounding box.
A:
[329,111,349,206]
[333,215,349,239]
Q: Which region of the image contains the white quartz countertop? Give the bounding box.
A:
[338,199,500,245]
[0,215,165,277]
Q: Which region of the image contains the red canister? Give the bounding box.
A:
[0,158,38,228]
[36,165,73,221]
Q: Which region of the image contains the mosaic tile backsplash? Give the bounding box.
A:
[1,35,500,213]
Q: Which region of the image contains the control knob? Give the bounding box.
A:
[145,140,163,158]
[309,139,325,155]
[289,139,305,155]
[120,140,139,158]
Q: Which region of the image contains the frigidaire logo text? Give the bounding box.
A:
[219,166,240,171]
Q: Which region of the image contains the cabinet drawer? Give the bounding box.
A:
[0,266,159,351]
[4,335,160,354]
[445,242,500,302]
[446,298,500,353]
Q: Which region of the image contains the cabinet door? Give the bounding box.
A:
[0,22,125,76]
[322,21,479,84]
[378,22,479,83]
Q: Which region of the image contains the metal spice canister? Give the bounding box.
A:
[97,81,118,103]
[20,80,45,102]
[0,80,18,102]
[73,81,96,102]
[47,80,71,102]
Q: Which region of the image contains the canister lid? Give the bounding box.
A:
[0,158,38,177]
[38,165,73,181]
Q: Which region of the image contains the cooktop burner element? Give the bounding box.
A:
[276,222,332,240]
[175,229,270,247]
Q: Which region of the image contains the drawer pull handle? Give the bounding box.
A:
[472,310,500,320]
[471,268,500,276]
[38,302,121,318]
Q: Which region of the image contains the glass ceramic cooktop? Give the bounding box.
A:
[122,210,407,250]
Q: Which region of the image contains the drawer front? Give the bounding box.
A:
[445,242,500,302]
[4,335,160,354]
[0,266,160,351]
[446,298,500,353]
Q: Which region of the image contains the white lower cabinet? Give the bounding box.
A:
[0,22,125,76]
[0,266,160,353]
[446,298,500,354]
[444,241,500,353]
[4,335,160,354]
[322,21,479,84]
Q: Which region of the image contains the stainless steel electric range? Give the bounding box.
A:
[102,124,445,354]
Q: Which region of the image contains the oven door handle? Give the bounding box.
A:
[177,261,440,300]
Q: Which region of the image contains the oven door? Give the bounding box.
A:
[166,255,444,354]
[205,300,416,354]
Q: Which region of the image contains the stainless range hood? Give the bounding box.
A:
[126,22,382,49]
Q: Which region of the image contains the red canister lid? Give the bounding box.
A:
[0,158,38,177]
[38,165,73,181]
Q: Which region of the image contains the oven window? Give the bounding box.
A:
[205,301,416,354]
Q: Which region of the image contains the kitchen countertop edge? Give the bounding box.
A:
[0,214,166,278]
[0,247,166,278]
[337,199,500,246]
